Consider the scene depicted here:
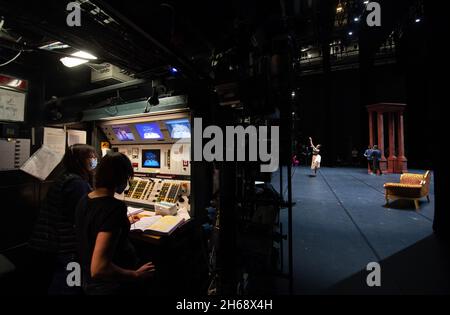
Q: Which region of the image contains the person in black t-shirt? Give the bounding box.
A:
[75,152,155,295]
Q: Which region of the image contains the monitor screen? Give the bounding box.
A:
[112,125,135,141]
[142,149,161,168]
[165,119,191,139]
[135,122,164,140]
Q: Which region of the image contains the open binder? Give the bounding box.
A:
[129,210,186,235]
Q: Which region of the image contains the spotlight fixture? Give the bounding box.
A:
[354,17,360,22]
[149,87,159,105]
[415,18,421,23]
[169,66,179,74]
[145,87,159,111]
[348,31,353,36]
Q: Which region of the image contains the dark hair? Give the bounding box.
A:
[63,144,97,180]
[95,152,134,190]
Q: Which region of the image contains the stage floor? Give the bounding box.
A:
[273,167,450,294]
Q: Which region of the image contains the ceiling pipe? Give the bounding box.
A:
[0,37,106,63]
[45,78,149,106]
[92,0,208,82]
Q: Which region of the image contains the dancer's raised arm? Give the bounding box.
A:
[309,137,315,149]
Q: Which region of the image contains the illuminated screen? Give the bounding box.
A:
[112,125,135,141]
[165,119,191,139]
[135,122,164,140]
[142,149,161,168]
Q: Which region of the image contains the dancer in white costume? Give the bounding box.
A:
[309,137,322,176]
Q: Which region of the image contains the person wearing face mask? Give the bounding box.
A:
[29,144,98,294]
[75,152,155,295]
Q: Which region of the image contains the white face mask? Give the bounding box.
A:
[89,158,98,170]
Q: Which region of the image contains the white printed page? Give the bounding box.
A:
[127,206,145,216]
[20,145,64,180]
[43,127,66,155]
[130,214,162,231]
[145,216,185,234]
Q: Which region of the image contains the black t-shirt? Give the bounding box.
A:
[63,176,92,221]
[75,195,138,294]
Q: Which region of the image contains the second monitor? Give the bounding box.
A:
[135,122,164,140]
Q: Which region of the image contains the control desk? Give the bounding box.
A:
[99,110,193,215]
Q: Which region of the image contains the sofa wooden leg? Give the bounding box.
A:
[414,200,420,210]
[385,198,389,206]
[427,195,430,203]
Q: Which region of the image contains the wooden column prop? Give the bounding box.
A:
[368,110,374,174]
[366,103,407,174]
[397,111,408,173]
[377,111,388,172]
[387,113,397,173]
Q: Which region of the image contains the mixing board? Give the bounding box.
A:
[122,177,190,211]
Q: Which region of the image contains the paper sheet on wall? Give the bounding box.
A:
[43,127,66,155]
[0,88,26,122]
[0,139,31,171]
[67,129,87,147]
[20,145,64,180]
[0,139,15,170]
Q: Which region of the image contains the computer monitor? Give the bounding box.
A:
[135,122,164,140]
[142,149,161,168]
[112,125,135,141]
[165,119,191,139]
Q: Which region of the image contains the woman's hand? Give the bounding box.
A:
[135,262,156,280]
[128,215,141,224]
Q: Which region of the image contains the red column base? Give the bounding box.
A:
[380,159,388,173]
[387,156,397,173]
[396,157,408,174]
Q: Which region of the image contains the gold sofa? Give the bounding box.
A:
[384,171,431,210]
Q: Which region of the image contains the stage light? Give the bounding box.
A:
[170,66,179,74]
[348,31,353,36]
[60,51,97,68]
[415,18,421,23]
[354,17,359,22]
[363,1,369,4]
